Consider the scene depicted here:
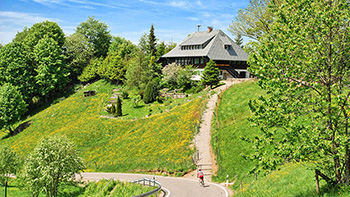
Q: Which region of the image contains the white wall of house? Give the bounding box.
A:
[191,68,250,80]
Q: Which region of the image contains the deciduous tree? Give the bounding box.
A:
[76,16,112,57]
[0,83,27,135]
[248,0,350,186]
[22,135,85,197]
[64,33,93,80]
[0,146,19,197]
[0,42,35,103]
[34,36,69,102]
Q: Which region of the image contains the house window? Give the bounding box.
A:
[201,58,204,64]
[195,58,199,64]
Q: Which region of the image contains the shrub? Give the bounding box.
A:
[116,96,122,116]
[131,95,142,108]
[143,80,159,104]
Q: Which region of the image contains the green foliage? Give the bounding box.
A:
[0,83,27,135]
[248,0,350,184]
[143,80,159,104]
[201,60,220,88]
[138,33,148,54]
[98,54,126,83]
[13,27,30,43]
[64,33,93,80]
[0,42,35,103]
[228,0,273,41]
[0,146,19,197]
[76,16,112,57]
[78,57,102,83]
[116,96,122,117]
[24,21,65,49]
[162,63,194,90]
[22,135,85,197]
[234,32,244,48]
[131,95,142,108]
[125,52,152,91]
[34,36,70,100]
[148,24,157,57]
[108,36,138,59]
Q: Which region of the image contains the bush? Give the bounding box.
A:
[116,96,122,116]
[143,80,159,104]
[121,91,129,99]
[131,95,142,108]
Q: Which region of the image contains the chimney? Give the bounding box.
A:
[207,26,213,33]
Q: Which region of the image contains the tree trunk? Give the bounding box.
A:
[8,126,14,136]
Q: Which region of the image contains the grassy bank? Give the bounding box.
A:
[0,80,207,175]
[212,80,350,195]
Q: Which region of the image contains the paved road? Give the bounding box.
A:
[78,172,228,197]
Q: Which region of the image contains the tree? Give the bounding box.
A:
[76,16,112,57]
[64,33,93,80]
[201,60,220,89]
[234,32,244,48]
[24,21,65,49]
[138,33,148,54]
[34,36,70,102]
[125,52,152,91]
[0,83,27,135]
[0,146,19,197]
[162,62,182,88]
[78,57,102,83]
[22,135,85,197]
[247,0,350,186]
[228,0,273,41]
[148,24,157,57]
[108,36,138,59]
[0,42,35,103]
[116,96,122,116]
[143,80,159,104]
[98,54,126,84]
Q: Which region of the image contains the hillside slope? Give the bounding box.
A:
[212,81,350,196]
[0,80,206,175]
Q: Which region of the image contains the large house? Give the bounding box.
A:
[157,27,249,80]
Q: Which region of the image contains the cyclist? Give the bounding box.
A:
[198,168,204,185]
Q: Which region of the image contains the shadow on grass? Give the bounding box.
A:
[2,121,34,140]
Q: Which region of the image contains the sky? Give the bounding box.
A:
[0,0,250,45]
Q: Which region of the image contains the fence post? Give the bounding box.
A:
[240,180,243,192]
[226,174,229,186]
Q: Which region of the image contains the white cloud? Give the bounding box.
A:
[0,11,62,44]
[169,1,190,9]
[0,11,61,25]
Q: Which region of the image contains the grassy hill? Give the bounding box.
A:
[212,81,350,196]
[0,80,207,175]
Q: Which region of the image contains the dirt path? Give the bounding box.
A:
[189,79,248,183]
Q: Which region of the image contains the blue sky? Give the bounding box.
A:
[0,0,249,45]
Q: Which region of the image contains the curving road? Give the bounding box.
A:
[78,172,228,197]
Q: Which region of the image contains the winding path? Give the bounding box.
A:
[78,172,228,197]
[78,80,249,196]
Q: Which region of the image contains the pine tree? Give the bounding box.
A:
[201,60,220,89]
[148,24,157,57]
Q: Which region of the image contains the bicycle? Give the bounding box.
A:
[199,177,205,187]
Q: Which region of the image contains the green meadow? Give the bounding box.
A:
[0,79,207,175]
[212,81,350,196]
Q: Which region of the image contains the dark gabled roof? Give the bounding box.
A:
[161,30,248,61]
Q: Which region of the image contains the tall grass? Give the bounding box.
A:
[0,80,206,175]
